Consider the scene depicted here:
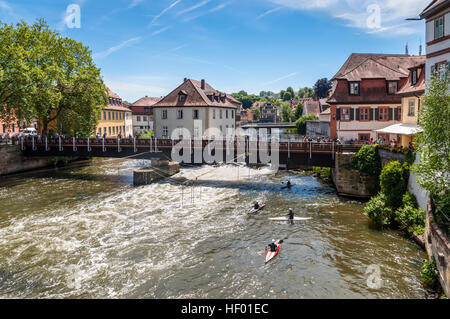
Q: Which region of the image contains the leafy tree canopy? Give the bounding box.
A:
[298,87,315,98]
[313,78,332,99]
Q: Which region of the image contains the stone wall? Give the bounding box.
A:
[378,149,405,167]
[425,205,450,297]
[0,144,54,176]
[331,152,377,198]
[134,162,180,186]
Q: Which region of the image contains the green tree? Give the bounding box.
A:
[232,91,259,109]
[352,145,382,177]
[293,102,304,121]
[298,87,315,98]
[286,87,295,99]
[251,107,260,121]
[413,76,450,197]
[0,19,107,136]
[295,114,318,135]
[313,78,332,99]
[380,161,409,209]
[281,104,293,122]
[282,91,292,101]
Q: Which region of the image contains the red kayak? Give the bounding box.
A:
[265,240,281,263]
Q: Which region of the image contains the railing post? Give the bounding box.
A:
[102,138,106,152]
[118,137,121,152]
[73,137,77,152]
[59,136,63,151]
[45,136,49,151]
[309,141,312,159]
[21,136,24,151]
[32,135,36,151]
[155,137,158,152]
[133,137,137,153]
[288,138,291,159]
[87,137,91,152]
[332,142,335,160]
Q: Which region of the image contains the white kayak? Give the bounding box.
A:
[249,204,266,214]
[265,239,281,263]
[269,217,311,221]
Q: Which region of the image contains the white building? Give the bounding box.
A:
[153,79,241,139]
[131,96,161,137]
[420,0,450,81]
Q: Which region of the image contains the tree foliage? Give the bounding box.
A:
[281,104,293,122]
[293,102,304,121]
[352,145,382,177]
[380,161,410,209]
[313,78,332,99]
[413,76,450,197]
[232,91,259,109]
[298,87,315,98]
[295,114,318,135]
[364,193,395,227]
[0,19,108,136]
[251,107,260,121]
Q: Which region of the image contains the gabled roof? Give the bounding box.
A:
[154,79,241,108]
[331,54,424,82]
[107,88,121,99]
[304,100,321,117]
[396,61,426,96]
[420,0,450,19]
[132,96,162,107]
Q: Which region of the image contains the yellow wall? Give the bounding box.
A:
[96,108,130,137]
[401,95,422,125]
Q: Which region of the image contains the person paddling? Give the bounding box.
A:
[286,208,294,220]
[267,239,277,252]
[254,202,260,210]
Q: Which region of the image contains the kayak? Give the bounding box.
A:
[249,204,265,214]
[281,185,292,190]
[269,217,311,221]
[265,239,281,263]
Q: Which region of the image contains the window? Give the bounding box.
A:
[194,127,199,137]
[109,127,111,135]
[226,110,228,119]
[98,128,101,135]
[408,100,415,116]
[162,126,168,138]
[341,108,351,121]
[143,116,147,122]
[349,82,359,95]
[193,110,199,119]
[112,127,115,135]
[179,94,186,102]
[397,107,402,121]
[219,125,223,133]
[359,133,370,142]
[137,116,141,122]
[360,108,369,121]
[412,69,418,85]
[436,62,448,80]
[103,111,106,120]
[177,110,183,119]
[220,110,223,119]
[162,110,168,119]
[144,107,149,113]
[112,112,115,120]
[108,112,111,120]
[213,109,216,119]
[232,110,234,119]
[434,16,444,40]
[387,81,398,95]
[104,127,106,135]
[379,107,389,121]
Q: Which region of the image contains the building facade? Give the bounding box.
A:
[96,89,133,138]
[131,96,161,137]
[153,79,241,139]
[327,53,425,142]
[420,0,450,81]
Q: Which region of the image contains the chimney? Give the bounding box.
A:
[201,79,205,90]
[184,78,187,82]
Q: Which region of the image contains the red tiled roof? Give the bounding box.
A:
[104,105,132,112]
[107,88,121,99]
[154,79,241,108]
[132,96,162,107]
[396,61,426,96]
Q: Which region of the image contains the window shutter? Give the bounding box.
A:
[389,108,393,121]
[375,108,379,121]
[394,108,398,121]
[336,108,340,120]
[350,108,354,121]
[370,108,374,121]
[356,108,360,121]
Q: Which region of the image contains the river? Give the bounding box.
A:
[0,159,428,298]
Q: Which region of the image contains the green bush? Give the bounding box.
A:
[364,193,395,227]
[395,205,425,233]
[404,151,415,166]
[402,192,418,209]
[380,161,409,209]
[352,145,382,177]
[420,259,439,288]
[313,167,331,179]
[295,114,318,135]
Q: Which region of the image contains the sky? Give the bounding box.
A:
[0,0,428,102]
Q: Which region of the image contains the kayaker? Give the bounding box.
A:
[286,208,294,220]
[254,202,260,210]
[267,239,277,252]
[287,180,291,188]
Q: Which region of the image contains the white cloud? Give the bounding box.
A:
[268,0,426,36]
[129,0,144,8]
[262,72,297,85]
[209,1,231,12]
[151,0,183,25]
[93,37,142,59]
[176,0,211,16]
[256,7,283,20]
[152,26,171,35]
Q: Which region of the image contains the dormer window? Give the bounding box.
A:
[349,82,359,96]
[387,81,398,95]
[412,69,418,85]
[179,94,186,103]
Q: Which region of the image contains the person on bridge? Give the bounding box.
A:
[286,208,294,220]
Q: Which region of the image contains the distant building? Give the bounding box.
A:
[251,101,278,123]
[420,0,450,82]
[0,119,20,136]
[131,96,162,136]
[327,53,425,142]
[153,78,241,139]
[302,100,321,117]
[96,88,133,138]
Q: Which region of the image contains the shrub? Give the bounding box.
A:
[420,259,439,288]
[364,193,395,227]
[380,161,409,209]
[295,114,318,135]
[402,192,418,209]
[404,151,415,166]
[352,145,382,177]
[395,205,425,233]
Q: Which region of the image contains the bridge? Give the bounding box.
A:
[19,137,361,168]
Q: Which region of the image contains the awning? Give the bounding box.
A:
[375,124,423,136]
